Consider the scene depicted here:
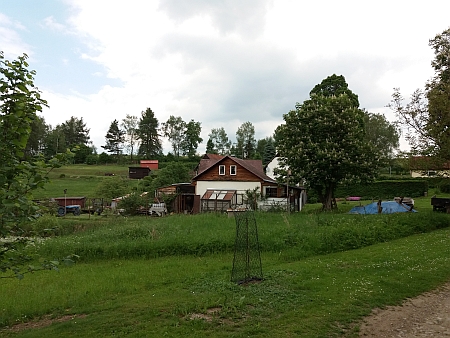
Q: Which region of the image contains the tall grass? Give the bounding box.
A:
[2,228,450,337]
[34,211,450,263]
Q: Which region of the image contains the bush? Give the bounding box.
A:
[335,180,428,199]
[440,182,450,193]
[19,215,61,237]
[94,176,130,199]
[119,193,146,216]
[86,154,98,165]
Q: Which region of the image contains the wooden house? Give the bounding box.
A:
[128,166,151,179]
[192,154,306,212]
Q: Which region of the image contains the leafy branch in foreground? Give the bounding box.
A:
[0,51,75,278]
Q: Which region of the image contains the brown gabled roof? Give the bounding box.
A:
[193,155,277,183]
[196,154,225,174]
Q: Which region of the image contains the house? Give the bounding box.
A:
[409,156,450,177]
[265,155,282,180]
[128,166,151,179]
[192,154,306,212]
[140,160,159,170]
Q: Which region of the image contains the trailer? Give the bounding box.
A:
[431,197,450,213]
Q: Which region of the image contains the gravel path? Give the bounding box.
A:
[359,281,450,337]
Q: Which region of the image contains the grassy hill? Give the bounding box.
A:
[32,164,134,200]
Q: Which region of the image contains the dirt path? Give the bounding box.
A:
[359,281,450,337]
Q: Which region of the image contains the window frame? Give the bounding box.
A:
[265,187,278,197]
[219,165,225,175]
[230,165,237,175]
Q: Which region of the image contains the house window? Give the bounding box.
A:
[230,165,236,175]
[265,187,278,197]
[219,165,225,175]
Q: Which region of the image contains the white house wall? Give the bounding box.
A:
[265,157,281,180]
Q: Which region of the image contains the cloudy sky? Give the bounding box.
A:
[1,0,449,153]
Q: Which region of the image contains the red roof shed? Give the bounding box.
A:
[140,160,158,170]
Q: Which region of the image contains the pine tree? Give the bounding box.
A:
[137,108,162,158]
[102,119,125,158]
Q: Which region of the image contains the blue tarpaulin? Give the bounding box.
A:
[349,201,417,214]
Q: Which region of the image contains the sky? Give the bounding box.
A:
[1,0,449,154]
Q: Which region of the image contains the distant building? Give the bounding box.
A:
[128,167,151,179]
[140,160,159,170]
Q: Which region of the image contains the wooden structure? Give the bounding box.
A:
[192,154,306,212]
[409,156,450,178]
[140,160,159,170]
[431,197,450,213]
[156,183,199,214]
[201,189,238,212]
[53,196,86,209]
[128,167,151,179]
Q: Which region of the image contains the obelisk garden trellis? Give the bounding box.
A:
[231,210,263,284]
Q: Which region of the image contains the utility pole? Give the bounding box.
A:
[287,169,291,214]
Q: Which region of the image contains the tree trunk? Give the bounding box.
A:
[321,185,337,211]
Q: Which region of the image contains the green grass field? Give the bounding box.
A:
[32,164,136,200]
[2,165,450,336]
[2,206,450,337]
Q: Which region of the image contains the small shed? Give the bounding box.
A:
[156,183,199,214]
[129,167,151,179]
[53,196,86,209]
[140,160,159,170]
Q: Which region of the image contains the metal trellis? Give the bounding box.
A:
[231,210,263,284]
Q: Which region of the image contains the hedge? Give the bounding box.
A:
[335,180,428,199]
[307,180,428,203]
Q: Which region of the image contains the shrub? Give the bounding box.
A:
[85,154,98,165]
[440,182,450,193]
[94,176,130,199]
[119,192,146,216]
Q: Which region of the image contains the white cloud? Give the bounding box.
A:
[0,13,31,58]
[6,0,450,154]
[42,16,66,32]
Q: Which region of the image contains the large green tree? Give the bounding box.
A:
[59,116,90,147]
[121,114,139,162]
[363,111,400,160]
[162,115,186,157]
[180,119,202,158]
[275,75,380,210]
[0,52,71,278]
[426,28,450,159]
[42,125,66,157]
[262,137,276,166]
[391,28,450,161]
[207,127,231,155]
[137,108,162,158]
[102,119,125,158]
[236,121,256,159]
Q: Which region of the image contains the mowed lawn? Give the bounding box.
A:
[32,164,133,200]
